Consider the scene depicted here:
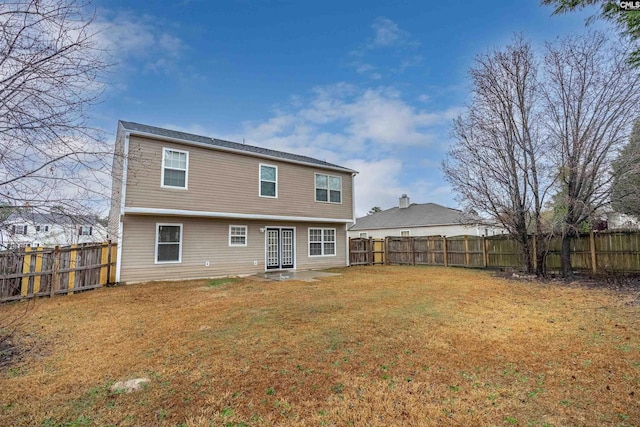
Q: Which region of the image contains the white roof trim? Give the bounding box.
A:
[349,223,490,231]
[124,207,354,224]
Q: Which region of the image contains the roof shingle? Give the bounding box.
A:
[349,203,476,230]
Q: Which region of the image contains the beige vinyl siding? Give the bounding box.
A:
[120,215,347,283]
[124,136,353,220]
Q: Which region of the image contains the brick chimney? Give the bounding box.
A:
[399,194,410,209]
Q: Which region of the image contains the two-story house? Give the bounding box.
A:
[109,121,357,283]
[1,211,107,249]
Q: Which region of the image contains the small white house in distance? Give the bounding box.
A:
[0,211,108,249]
[603,211,640,230]
[348,195,506,239]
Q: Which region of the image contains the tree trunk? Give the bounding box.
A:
[560,233,573,279]
[536,249,546,276]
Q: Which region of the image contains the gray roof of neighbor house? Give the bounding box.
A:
[349,203,479,230]
[4,211,103,226]
[119,121,356,173]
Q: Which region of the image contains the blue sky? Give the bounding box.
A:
[92,0,601,217]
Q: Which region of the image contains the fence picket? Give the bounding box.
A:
[0,241,117,302]
[349,231,640,274]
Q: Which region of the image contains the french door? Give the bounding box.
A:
[266,227,295,270]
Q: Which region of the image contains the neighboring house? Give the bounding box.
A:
[109,121,357,283]
[348,195,505,239]
[0,211,107,249]
[602,211,640,230]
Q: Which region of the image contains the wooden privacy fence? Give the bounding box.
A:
[349,237,386,265]
[0,241,117,302]
[350,230,640,273]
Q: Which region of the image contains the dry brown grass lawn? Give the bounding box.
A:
[1,266,639,426]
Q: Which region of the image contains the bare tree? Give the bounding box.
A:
[443,36,550,273]
[0,0,112,348]
[0,0,112,228]
[541,33,640,278]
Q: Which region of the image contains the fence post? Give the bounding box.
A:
[482,236,488,268]
[109,243,117,283]
[384,237,389,265]
[443,236,448,267]
[100,241,110,284]
[464,236,470,267]
[590,231,597,273]
[368,237,373,266]
[68,244,77,295]
[412,237,416,265]
[33,247,43,295]
[20,246,32,297]
[51,246,60,297]
[431,237,435,264]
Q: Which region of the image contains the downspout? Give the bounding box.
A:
[115,132,130,283]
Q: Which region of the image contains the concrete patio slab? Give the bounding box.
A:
[254,270,341,282]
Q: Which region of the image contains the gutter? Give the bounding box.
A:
[124,207,354,224]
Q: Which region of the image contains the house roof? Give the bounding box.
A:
[4,211,101,226]
[119,121,356,173]
[349,203,479,230]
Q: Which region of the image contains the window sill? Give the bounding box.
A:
[160,185,188,190]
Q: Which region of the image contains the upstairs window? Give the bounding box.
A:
[162,148,189,189]
[79,226,93,236]
[260,164,277,198]
[36,225,49,232]
[12,225,27,235]
[315,174,342,203]
[400,230,410,237]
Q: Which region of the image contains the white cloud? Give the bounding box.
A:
[342,159,456,217]
[236,85,452,154]
[349,17,421,80]
[369,17,416,49]
[344,158,405,216]
[94,9,187,73]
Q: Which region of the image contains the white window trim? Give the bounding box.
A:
[155,223,183,264]
[308,227,337,257]
[400,230,411,237]
[259,163,278,198]
[228,225,248,247]
[314,173,342,204]
[161,147,189,190]
[359,232,368,238]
